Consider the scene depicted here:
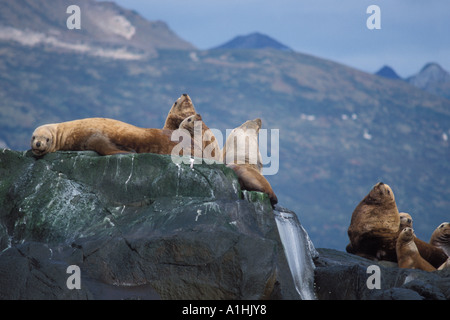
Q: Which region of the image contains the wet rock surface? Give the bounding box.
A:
[314,248,450,300]
[1,149,448,300]
[0,150,298,299]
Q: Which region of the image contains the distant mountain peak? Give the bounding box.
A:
[212,32,292,51]
[407,62,450,99]
[415,63,450,84]
[375,65,402,80]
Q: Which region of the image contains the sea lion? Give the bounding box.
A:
[346,182,400,261]
[227,163,278,205]
[396,227,436,272]
[399,212,413,229]
[163,94,197,130]
[430,222,450,257]
[222,118,263,173]
[398,214,448,268]
[179,113,221,162]
[346,185,447,267]
[31,117,189,156]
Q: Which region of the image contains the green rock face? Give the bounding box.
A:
[0,150,299,299]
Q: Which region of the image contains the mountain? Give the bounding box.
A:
[0,0,195,59]
[407,63,450,100]
[1,0,450,251]
[375,65,402,80]
[212,32,292,51]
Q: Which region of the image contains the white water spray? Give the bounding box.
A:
[273,206,318,300]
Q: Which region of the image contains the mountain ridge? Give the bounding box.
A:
[212,32,293,51]
[0,0,195,59]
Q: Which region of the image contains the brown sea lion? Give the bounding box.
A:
[399,212,413,229]
[397,213,447,268]
[346,182,400,262]
[396,227,436,272]
[163,94,197,130]
[430,222,450,257]
[179,113,222,162]
[31,117,188,156]
[346,185,447,267]
[227,163,278,205]
[400,212,446,268]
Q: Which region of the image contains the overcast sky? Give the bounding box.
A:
[111,0,449,78]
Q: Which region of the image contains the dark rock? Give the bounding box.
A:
[0,150,298,299]
[2,149,449,300]
[314,248,450,300]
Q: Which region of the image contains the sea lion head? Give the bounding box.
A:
[170,94,197,119]
[179,114,203,133]
[366,182,395,204]
[430,222,450,254]
[163,94,198,130]
[399,212,413,229]
[238,118,262,133]
[31,124,55,156]
[399,227,415,243]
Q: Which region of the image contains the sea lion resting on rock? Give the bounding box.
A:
[179,113,221,162]
[430,222,450,257]
[227,163,278,206]
[346,183,447,268]
[396,227,436,272]
[31,117,190,156]
[221,118,277,205]
[429,222,450,270]
[397,212,447,268]
[399,212,445,268]
[346,182,400,262]
[222,118,263,173]
[163,94,197,130]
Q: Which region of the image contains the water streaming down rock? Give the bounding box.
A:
[273,205,318,300]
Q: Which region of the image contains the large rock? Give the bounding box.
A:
[314,248,450,300]
[0,150,298,299]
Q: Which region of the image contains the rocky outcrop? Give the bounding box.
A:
[314,248,450,300]
[0,150,298,300]
[1,149,449,300]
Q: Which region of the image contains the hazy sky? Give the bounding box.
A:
[111,0,449,78]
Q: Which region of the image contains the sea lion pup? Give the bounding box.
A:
[179,114,221,162]
[346,182,400,261]
[430,222,450,256]
[396,227,436,272]
[31,118,188,156]
[222,118,263,173]
[163,94,197,130]
[226,163,278,206]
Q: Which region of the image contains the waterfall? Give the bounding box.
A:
[273,205,318,300]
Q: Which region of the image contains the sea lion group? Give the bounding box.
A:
[30,93,448,271]
[30,94,277,205]
[347,182,449,271]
